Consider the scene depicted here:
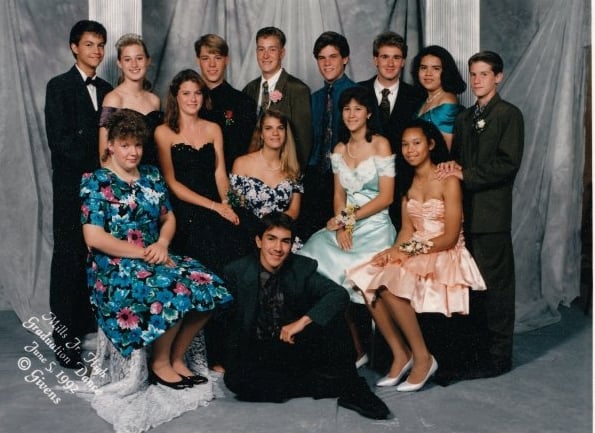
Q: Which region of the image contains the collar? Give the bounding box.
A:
[75,64,96,83]
[261,68,283,90]
[374,78,400,95]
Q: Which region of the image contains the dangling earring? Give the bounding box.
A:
[259,136,264,149]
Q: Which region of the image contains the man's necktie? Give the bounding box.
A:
[260,81,270,116]
[379,88,391,125]
[318,84,333,173]
[85,76,97,86]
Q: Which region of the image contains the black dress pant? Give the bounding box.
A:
[224,315,359,402]
[49,185,96,346]
[298,167,334,241]
[467,232,516,368]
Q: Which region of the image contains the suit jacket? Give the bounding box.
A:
[200,81,257,173]
[223,253,348,369]
[452,93,524,234]
[358,77,424,154]
[243,70,313,169]
[45,65,112,192]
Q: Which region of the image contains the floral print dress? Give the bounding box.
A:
[228,174,303,218]
[80,165,232,357]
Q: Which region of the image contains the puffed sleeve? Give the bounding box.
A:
[80,171,107,227]
[374,154,396,177]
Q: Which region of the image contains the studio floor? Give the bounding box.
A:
[0,302,591,433]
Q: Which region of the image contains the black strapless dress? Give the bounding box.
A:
[170,142,249,274]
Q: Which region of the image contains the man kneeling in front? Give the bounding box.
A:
[223,212,390,419]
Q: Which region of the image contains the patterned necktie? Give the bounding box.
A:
[318,84,333,173]
[473,102,486,122]
[260,81,270,116]
[379,88,391,125]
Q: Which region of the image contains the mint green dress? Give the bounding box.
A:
[298,154,397,304]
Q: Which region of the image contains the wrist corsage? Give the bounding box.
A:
[398,238,433,256]
[226,188,245,209]
[335,204,360,234]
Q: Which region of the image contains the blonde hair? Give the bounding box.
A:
[256,109,300,180]
[115,33,152,90]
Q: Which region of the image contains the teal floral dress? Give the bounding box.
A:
[80,165,232,357]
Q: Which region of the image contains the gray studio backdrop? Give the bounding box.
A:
[0,0,589,335]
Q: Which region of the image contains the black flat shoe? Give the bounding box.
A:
[148,368,193,389]
[184,374,208,385]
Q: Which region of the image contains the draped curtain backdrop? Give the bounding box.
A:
[0,0,589,336]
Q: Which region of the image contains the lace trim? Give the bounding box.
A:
[76,329,214,433]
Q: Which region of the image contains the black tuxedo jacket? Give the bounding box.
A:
[223,253,348,369]
[45,65,112,190]
[200,81,257,173]
[358,76,424,153]
[243,69,312,169]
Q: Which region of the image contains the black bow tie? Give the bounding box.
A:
[84,76,97,86]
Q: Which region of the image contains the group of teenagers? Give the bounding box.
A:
[45,18,523,423]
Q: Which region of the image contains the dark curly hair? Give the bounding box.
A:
[411,45,467,94]
[102,109,148,162]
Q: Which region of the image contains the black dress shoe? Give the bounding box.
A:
[56,347,83,369]
[444,362,512,382]
[148,368,193,389]
[183,374,209,385]
[338,377,390,420]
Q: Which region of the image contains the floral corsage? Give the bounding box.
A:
[335,203,360,234]
[224,110,234,126]
[474,118,486,133]
[226,188,245,209]
[269,90,283,103]
[399,238,433,256]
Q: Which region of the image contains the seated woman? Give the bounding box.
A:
[347,119,485,392]
[81,109,232,430]
[229,109,303,250]
[298,86,397,367]
[411,45,466,152]
[155,69,243,275]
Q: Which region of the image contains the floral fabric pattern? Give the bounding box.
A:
[228,174,303,219]
[80,165,232,357]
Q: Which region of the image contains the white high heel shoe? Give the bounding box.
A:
[396,356,438,392]
[376,357,413,387]
[355,353,369,369]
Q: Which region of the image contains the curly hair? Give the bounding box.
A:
[411,45,467,94]
[102,109,148,162]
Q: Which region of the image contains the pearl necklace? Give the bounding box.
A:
[425,90,443,105]
[260,149,281,171]
[347,139,365,159]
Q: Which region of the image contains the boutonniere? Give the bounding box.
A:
[224,110,234,126]
[474,118,486,133]
[269,90,283,103]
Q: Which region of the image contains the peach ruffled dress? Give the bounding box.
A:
[346,198,486,316]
